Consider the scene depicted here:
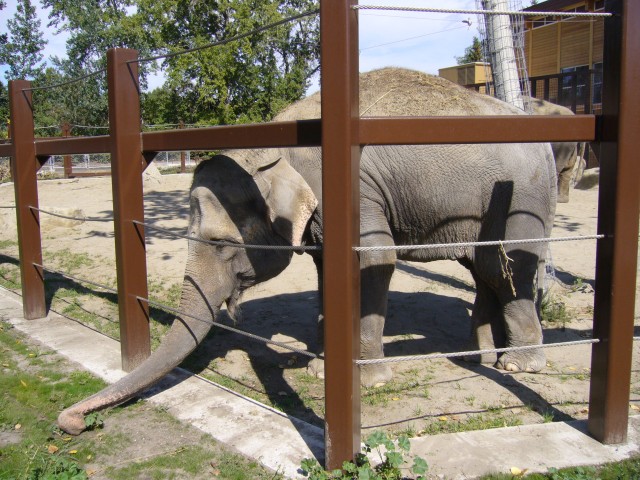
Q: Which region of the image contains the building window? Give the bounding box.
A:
[560,65,589,108]
[531,15,557,29]
[591,62,603,108]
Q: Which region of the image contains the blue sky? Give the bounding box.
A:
[1,0,481,91]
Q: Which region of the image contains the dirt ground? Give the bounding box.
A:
[0,167,638,441]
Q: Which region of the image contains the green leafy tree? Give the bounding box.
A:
[0,80,8,139]
[40,0,319,130]
[455,36,484,65]
[0,0,47,80]
[136,0,320,125]
[43,0,154,72]
[0,1,8,47]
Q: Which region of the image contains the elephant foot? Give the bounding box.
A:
[57,409,87,436]
[557,193,570,204]
[307,358,393,387]
[361,363,393,388]
[307,357,325,380]
[495,348,545,373]
[463,351,497,365]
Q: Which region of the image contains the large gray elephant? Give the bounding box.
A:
[528,97,579,203]
[57,68,557,435]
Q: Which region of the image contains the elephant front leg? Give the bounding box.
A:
[308,254,395,387]
[465,279,506,365]
[307,254,326,380]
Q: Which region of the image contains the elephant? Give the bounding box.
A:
[528,97,579,203]
[57,68,557,435]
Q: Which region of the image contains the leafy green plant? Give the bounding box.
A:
[541,295,570,326]
[27,455,88,480]
[301,431,428,479]
[84,412,104,431]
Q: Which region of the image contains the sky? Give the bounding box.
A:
[0,0,482,92]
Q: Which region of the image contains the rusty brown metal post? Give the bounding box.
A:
[320,0,361,469]
[107,48,151,371]
[8,80,46,319]
[61,123,72,178]
[179,121,186,173]
[588,0,640,444]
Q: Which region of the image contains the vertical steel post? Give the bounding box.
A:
[320,0,361,469]
[106,48,151,371]
[588,0,640,444]
[8,80,46,319]
[179,121,186,173]
[62,123,72,178]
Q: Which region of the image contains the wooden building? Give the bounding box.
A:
[523,0,605,113]
[438,62,492,87]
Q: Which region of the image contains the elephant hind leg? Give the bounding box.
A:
[494,298,545,372]
[493,250,545,373]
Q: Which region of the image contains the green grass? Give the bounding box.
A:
[0,325,107,479]
[0,322,282,480]
[420,412,522,436]
[479,457,640,479]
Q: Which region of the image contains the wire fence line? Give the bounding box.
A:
[353,5,612,18]
[5,245,634,375]
[138,219,603,252]
[355,235,605,252]
[21,68,108,93]
[133,9,319,65]
[135,221,323,251]
[22,209,604,252]
[32,262,118,295]
[138,295,321,359]
[29,206,114,224]
[356,339,600,365]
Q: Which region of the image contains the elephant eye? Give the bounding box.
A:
[209,239,240,260]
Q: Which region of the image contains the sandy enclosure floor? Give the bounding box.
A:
[0,172,638,436]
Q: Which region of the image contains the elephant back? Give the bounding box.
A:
[273,67,527,122]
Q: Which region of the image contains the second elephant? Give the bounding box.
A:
[528,97,579,203]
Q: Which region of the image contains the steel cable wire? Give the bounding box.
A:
[355,339,600,365]
[353,6,612,18]
[29,206,114,223]
[133,9,319,65]
[22,68,107,93]
[32,262,118,295]
[137,295,321,359]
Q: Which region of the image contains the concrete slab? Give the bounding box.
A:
[1,286,638,479]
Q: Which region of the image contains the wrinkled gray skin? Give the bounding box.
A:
[58,68,557,435]
[528,97,578,203]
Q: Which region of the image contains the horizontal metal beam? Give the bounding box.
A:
[3,115,596,160]
[142,119,322,152]
[34,136,111,156]
[359,115,596,145]
[0,143,12,157]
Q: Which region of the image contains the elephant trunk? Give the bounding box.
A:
[57,275,219,435]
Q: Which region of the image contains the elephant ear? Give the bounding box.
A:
[255,158,317,249]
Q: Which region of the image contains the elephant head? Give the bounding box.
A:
[57,152,317,435]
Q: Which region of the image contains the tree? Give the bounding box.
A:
[0,0,47,80]
[0,1,8,47]
[136,0,320,125]
[455,36,484,65]
[0,80,8,139]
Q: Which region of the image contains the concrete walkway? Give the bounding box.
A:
[1,286,638,479]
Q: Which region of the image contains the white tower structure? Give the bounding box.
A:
[477,0,532,112]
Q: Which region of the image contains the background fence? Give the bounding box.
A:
[0,0,638,471]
